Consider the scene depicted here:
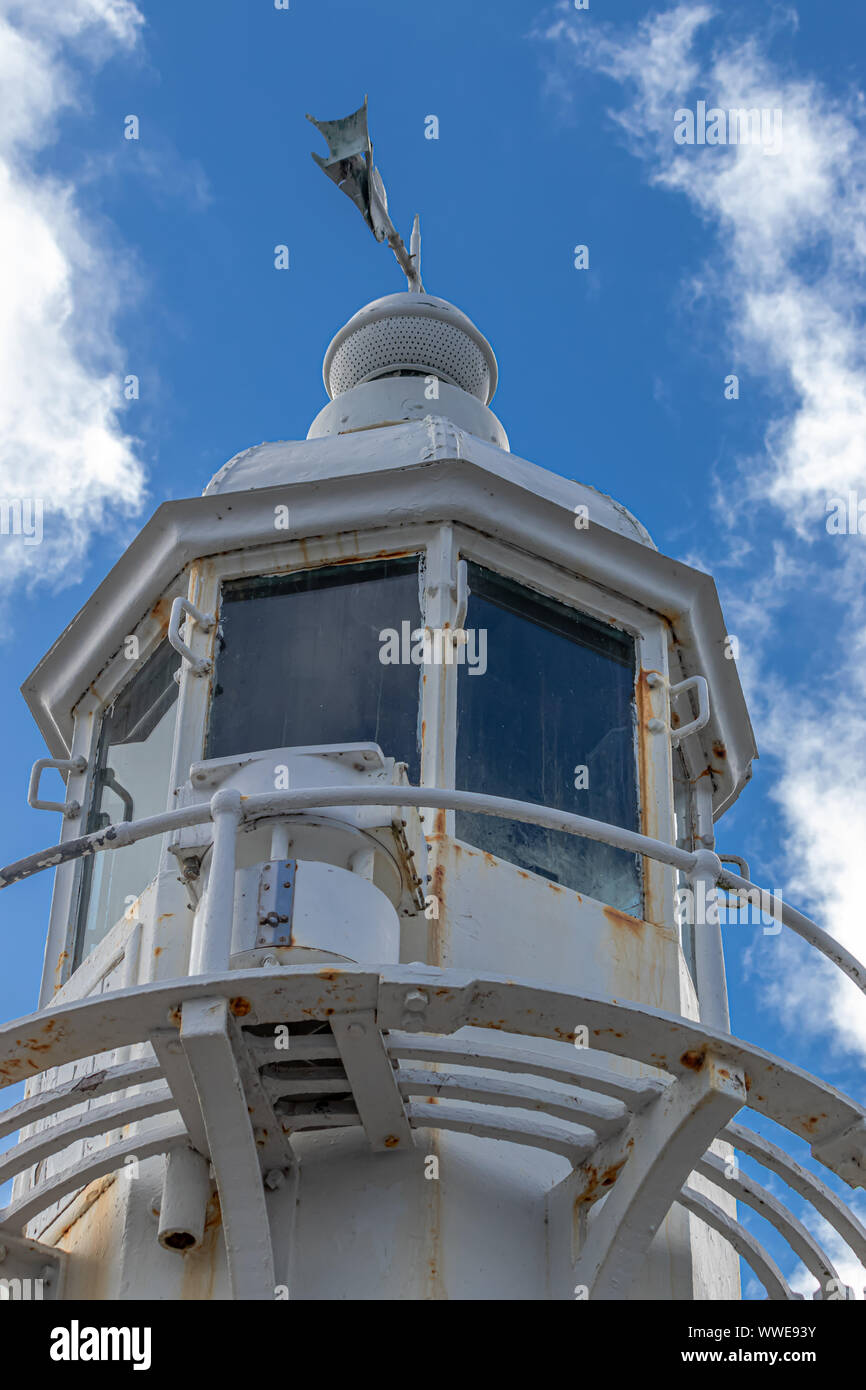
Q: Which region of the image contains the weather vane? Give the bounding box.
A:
[306,96,424,293]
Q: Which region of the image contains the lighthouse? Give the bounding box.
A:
[0,103,864,1303]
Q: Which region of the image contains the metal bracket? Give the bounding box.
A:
[27,756,87,818]
[168,597,215,677]
[256,859,296,947]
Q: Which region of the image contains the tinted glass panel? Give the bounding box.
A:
[207,558,422,780]
[76,640,179,965]
[455,564,641,911]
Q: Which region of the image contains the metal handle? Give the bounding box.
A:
[28,756,87,817]
[669,675,710,746]
[718,853,751,882]
[168,597,214,677]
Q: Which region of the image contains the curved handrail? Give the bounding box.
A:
[1,784,864,996]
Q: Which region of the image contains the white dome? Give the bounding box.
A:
[323,292,498,404]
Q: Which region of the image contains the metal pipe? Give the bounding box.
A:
[2,784,864,996]
[688,849,730,1032]
[189,789,243,976]
[269,822,291,860]
[0,803,210,887]
[690,781,730,1031]
[157,1145,211,1252]
[717,869,866,995]
[242,786,698,873]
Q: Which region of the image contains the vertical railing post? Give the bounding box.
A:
[190,788,243,976]
[689,847,729,1032]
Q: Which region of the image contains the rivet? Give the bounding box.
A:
[404,990,428,1013]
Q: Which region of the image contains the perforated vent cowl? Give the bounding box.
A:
[324,293,498,405]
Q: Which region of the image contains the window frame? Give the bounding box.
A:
[447,524,676,927]
[45,517,678,1001]
[43,585,187,1003]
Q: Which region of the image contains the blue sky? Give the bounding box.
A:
[0,0,865,1296]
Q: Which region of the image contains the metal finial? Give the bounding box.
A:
[306,96,424,293]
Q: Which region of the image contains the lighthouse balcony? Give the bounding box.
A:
[0,781,864,1301]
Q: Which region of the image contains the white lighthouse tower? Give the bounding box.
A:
[0,104,864,1303]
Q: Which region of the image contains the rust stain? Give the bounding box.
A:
[204,1189,222,1233]
[574,1155,629,1207]
[680,1048,706,1071]
[317,970,342,982]
[428,858,446,967]
[229,997,251,1017]
[55,1174,116,1245]
[712,740,727,760]
[603,904,644,937]
[800,1114,827,1134]
[384,1134,400,1147]
[180,1190,221,1300]
[149,595,172,636]
[432,809,446,839]
[53,949,69,992]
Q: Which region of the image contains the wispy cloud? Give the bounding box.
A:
[0,0,147,621]
[788,1193,866,1299]
[534,3,866,1055]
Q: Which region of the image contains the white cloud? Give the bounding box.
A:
[537,3,866,523]
[535,4,866,1056]
[787,1193,866,1299]
[0,0,147,618]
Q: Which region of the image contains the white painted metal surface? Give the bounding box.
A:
[0,282,861,1304]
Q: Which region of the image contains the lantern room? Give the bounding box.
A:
[2,281,863,1308]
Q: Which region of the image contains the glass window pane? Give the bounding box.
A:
[75,640,180,965]
[455,563,641,912]
[207,558,422,780]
